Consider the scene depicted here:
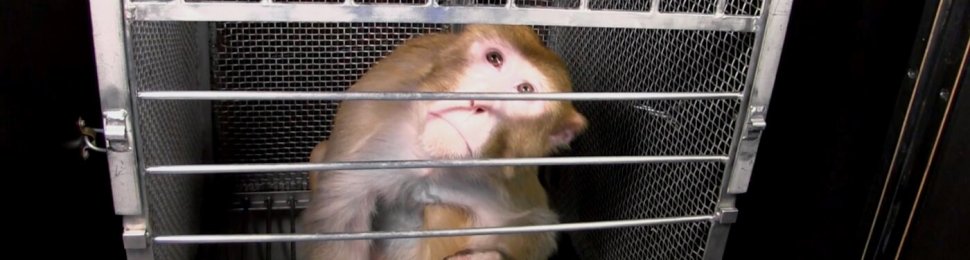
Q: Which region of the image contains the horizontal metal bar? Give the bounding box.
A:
[147,156,729,174]
[138,91,742,101]
[154,215,713,244]
[129,3,757,32]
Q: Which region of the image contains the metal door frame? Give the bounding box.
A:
[87,1,795,259]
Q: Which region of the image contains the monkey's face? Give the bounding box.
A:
[420,25,587,159]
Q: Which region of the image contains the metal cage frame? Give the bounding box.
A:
[88,0,794,259]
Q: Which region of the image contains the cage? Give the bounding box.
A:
[87,0,793,259]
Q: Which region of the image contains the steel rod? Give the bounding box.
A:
[147,156,729,174]
[155,215,714,244]
[129,3,757,32]
[138,91,742,101]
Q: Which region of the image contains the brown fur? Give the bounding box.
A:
[422,205,474,260]
[308,141,328,195]
[419,166,553,260]
[304,24,585,260]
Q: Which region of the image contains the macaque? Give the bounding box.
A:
[301,24,587,260]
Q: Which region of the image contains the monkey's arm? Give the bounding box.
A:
[301,173,378,260]
[423,167,559,260]
[421,204,474,260]
[303,100,426,260]
[494,167,559,260]
[307,141,328,194]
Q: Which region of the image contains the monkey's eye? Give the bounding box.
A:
[486,50,503,68]
[517,83,535,93]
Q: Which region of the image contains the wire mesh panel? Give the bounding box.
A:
[201,22,452,259]
[129,21,212,260]
[588,0,651,11]
[439,0,506,6]
[516,0,580,8]
[210,22,450,194]
[541,27,754,259]
[89,0,794,258]
[660,0,717,13]
[165,22,754,259]
[726,0,765,16]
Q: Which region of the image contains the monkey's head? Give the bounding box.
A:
[419,24,587,159]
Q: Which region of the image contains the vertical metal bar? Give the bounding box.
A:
[89,0,156,258]
[195,23,210,94]
[241,197,251,260]
[265,197,273,260]
[120,2,159,259]
[288,196,297,260]
[727,0,794,194]
[277,215,288,259]
[89,0,143,217]
[276,199,289,259]
[703,0,794,259]
[651,0,660,13]
[716,0,726,15]
[251,200,265,260]
[121,216,154,260]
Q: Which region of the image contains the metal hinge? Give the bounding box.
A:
[122,217,148,249]
[714,207,739,224]
[727,106,768,194]
[102,109,133,152]
[123,229,148,249]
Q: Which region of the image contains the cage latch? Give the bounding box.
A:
[727,106,768,194]
[742,106,767,140]
[102,109,132,152]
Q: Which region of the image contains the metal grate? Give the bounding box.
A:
[135,0,748,11]
[182,0,261,2]
[589,0,651,11]
[661,0,717,13]
[549,28,754,93]
[355,0,427,4]
[546,27,753,155]
[275,0,344,3]
[726,0,764,16]
[546,162,723,259]
[130,21,212,260]
[539,26,754,259]
[439,0,507,6]
[516,0,580,8]
[210,22,450,193]
[196,22,754,259]
[573,221,712,260]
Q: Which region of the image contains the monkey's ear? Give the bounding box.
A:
[550,112,587,147]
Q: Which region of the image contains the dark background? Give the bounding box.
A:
[1,0,124,259]
[1,0,965,259]
[724,0,929,258]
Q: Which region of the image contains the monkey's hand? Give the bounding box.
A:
[443,249,506,260]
